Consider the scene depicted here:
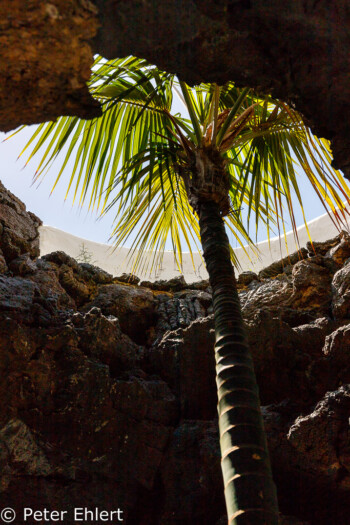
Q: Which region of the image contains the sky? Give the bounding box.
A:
[0,126,116,244]
[0,102,338,251]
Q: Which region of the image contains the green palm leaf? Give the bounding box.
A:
[13,58,350,271]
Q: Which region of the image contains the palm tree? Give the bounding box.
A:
[12,56,350,524]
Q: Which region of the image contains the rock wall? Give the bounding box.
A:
[0,181,41,270]
[1,1,350,179]
[0,185,350,524]
[0,0,101,131]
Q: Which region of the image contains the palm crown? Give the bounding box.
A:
[15,55,349,274]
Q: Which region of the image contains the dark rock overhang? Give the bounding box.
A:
[0,1,102,131]
[1,1,350,178]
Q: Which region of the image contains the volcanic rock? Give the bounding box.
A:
[0,0,101,132]
[0,186,350,523]
[0,181,41,263]
[148,317,216,420]
[332,261,350,319]
[288,386,350,490]
[258,248,308,279]
[326,231,350,265]
[83,283,156,344]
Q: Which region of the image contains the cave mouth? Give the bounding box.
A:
[2,1,349,178]
[1,3,350,524]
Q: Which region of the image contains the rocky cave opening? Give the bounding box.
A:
[1,2,350,524]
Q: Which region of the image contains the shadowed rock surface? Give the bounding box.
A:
[0,181,41,265]
[2,1,350,181]
[1,186,350,523]
[0,1,101,132]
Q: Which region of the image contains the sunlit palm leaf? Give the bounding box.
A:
[12,56,350,274]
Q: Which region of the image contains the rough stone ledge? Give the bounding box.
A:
[1,1,350,179]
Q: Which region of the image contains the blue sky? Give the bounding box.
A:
[0,107,334,250]
[0,126,116,243]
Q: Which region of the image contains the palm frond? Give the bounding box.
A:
[229,100,350,246]
[10,56,350,275]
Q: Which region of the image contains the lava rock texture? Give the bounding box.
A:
[0,0,101,131]
[0,184,349,524]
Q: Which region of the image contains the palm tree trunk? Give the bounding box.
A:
[198,200,279,525]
